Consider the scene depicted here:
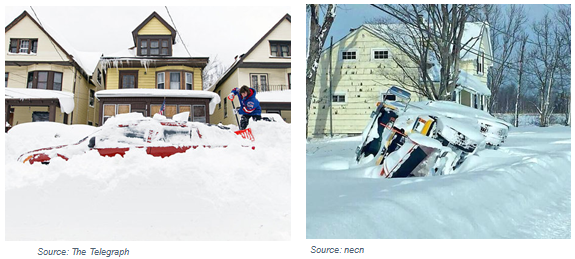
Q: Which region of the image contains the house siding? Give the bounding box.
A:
[243,19,291,63]
[211,69,240,125]
[137,17,172,35]
[4,15,68,63]
[308,27,413,137]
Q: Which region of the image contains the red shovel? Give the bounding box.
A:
[230,96,255,142]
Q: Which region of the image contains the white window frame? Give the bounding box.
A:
[185,72,193,90]
[332,92,347,104]
[157,72,165,89]
[341,49,358,61]
[19,40,29,54]
[89,89,95,107]
[169,72,180,90]
[371,48,391,61]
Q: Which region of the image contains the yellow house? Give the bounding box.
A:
[209,14,291,125]
[308,22,492,137]
[5,11,103,129]
[95,11,217,125]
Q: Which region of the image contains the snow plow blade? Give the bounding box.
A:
[235,128,255,142]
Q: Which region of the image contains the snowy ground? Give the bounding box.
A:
[5,119,290,241]
[306,126,570,239]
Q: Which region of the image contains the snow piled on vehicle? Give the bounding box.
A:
[5,117,290,241]
[307,125,570,239]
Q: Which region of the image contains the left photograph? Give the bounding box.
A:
[5,6,291,241]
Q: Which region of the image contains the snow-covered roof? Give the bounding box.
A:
[460,22,487,61]
[427,56,490,96]
[95,89,221,115]
[6,11,100,76]
[457,69,490,96]
[256,90,291,103]
[5,88,75,114]
[36,21,102,76]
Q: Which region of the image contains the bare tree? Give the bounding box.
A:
[556,5,571,126]
[480,5,527,113]
[370,4,480,100]
[527,13,568,127]
[306,4,336,135]
[514,34,528,127]
[202,55,228,90]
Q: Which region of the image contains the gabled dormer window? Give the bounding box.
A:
[138,36,171,56]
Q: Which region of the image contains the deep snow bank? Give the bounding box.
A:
[306,126,570,238]
[5,119,290,241]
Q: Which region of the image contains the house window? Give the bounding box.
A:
[32,111,49,122]
[192,105,206,123]
[477,51,485,74]
[138,36,171,56]
[26,71,63,90]
[342,51,357,60]
[185,72,193,90]
[250,74,268,92]
[103,104,116,123]
[89,89,95,107]
[161,40,169,55]
[170,72,180,90]
[5,73,8,87]
[288,73,291,89]
[157,72,165,89]
[119,71,138,89]
[9,39,38,54]
[333,93,346,103]
[97,69,103,85]
[37,72,48,89]
[269,41,290,57]
[151,104,177,118]
[158,71,193,89]
[53,72,62,91]
[372,49,390,60]
[150,40,159,55]
[179,105,191,120]
[218,90,222,109]
[224,98,228,118]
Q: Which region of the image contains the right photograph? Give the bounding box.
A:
[306,4,571,239]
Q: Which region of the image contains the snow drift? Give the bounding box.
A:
[307,126,570,238]
[5,118,291,241]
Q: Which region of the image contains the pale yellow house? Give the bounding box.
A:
[308,22,492,137]
[5,11,103,129]
[95,12,217,125]
[209,14,291,125]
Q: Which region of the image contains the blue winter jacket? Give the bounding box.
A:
[231,87,261,115]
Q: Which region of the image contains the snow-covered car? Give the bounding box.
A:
[356,87,510,177]
[261,113,285,122]
[18,113,254,164]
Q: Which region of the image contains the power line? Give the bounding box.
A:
[165,6,192,58]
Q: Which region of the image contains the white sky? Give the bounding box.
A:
[5,6,290,68]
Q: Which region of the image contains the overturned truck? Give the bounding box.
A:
[356,86,510,178]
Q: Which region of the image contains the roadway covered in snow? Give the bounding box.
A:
[307,125,570,239]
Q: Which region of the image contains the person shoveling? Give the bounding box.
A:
[228,85,260,141]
